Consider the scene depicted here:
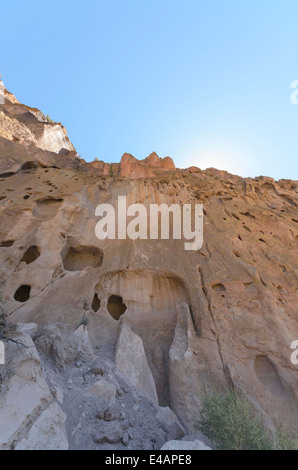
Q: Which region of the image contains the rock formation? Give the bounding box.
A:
[0,84,297,449]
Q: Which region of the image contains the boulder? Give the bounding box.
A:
[91,358,106,376]
[15,402,68,450]
[115,321,158,404]
[104,402,121,421]
[156,406,185,440]
[161,440,212,450]
[15,322,37,337]
[74,324,94,359]
[0,332,68,450]
[168,302,202,432]
[35,323,80,370]
[89,378,117,402]
[92,422,123,444]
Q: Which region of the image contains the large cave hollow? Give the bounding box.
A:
[107,295,127,320]
[97,269,190,407]
[33,198,64,220]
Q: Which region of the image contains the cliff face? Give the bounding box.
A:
[0,86,297,449]
[0,81,75,154]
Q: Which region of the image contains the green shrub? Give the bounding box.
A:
[109,165,114,177]
[274,427,298,450]
[197,387,274,450]
[46,114,54,124]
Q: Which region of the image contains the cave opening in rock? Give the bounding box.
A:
[21,161,38,172]
[211,283,226,292]
[96,270,190,407]
[63,246,103,271]
[0,240,14,248]
[33,198,64,220]
[0,172,15,178]
[92,293,101,312]
[14,285,31,302]
[107,295,127,321]
[20,246,40,264]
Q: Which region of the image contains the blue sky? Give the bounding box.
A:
[1,0,298,180]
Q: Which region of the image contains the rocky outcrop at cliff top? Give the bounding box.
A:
[0,81,75,155]
[0,82,176,179]
[0,84,297,449]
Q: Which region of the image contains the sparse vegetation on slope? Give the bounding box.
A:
[197,387,298,450]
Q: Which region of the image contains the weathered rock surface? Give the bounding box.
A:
[0,84,297,448]
[119,152,175,179]
[89,378,117,402]
[92,422,123,444]
[0,331,68,450]
[115,321,158,404]
[161,439,212,450]
[104,402,122,421]
[0,84,74,154]
[169,302,205,431]
[14,402,68,450]
[15,321,37,337]
[156,406,185,440]
[35,323,82,371]
[74,324,94,360]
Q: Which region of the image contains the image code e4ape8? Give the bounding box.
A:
[149,455,192,465]
[105,455,192,467]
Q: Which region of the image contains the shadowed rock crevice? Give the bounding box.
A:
[20,245,40,264]
[91,293,101,312]
[0,172,15,178]
[0,240,14,247]
[211,283,226,292]
[14,285,31,302]
[254,355,285,397]
[21,161,38,173]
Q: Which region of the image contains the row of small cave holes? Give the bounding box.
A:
[0,243,104,312]
[202,208,293,271]
[0,243,119,316]
[0,166,81,200]
[12,285,126,322]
